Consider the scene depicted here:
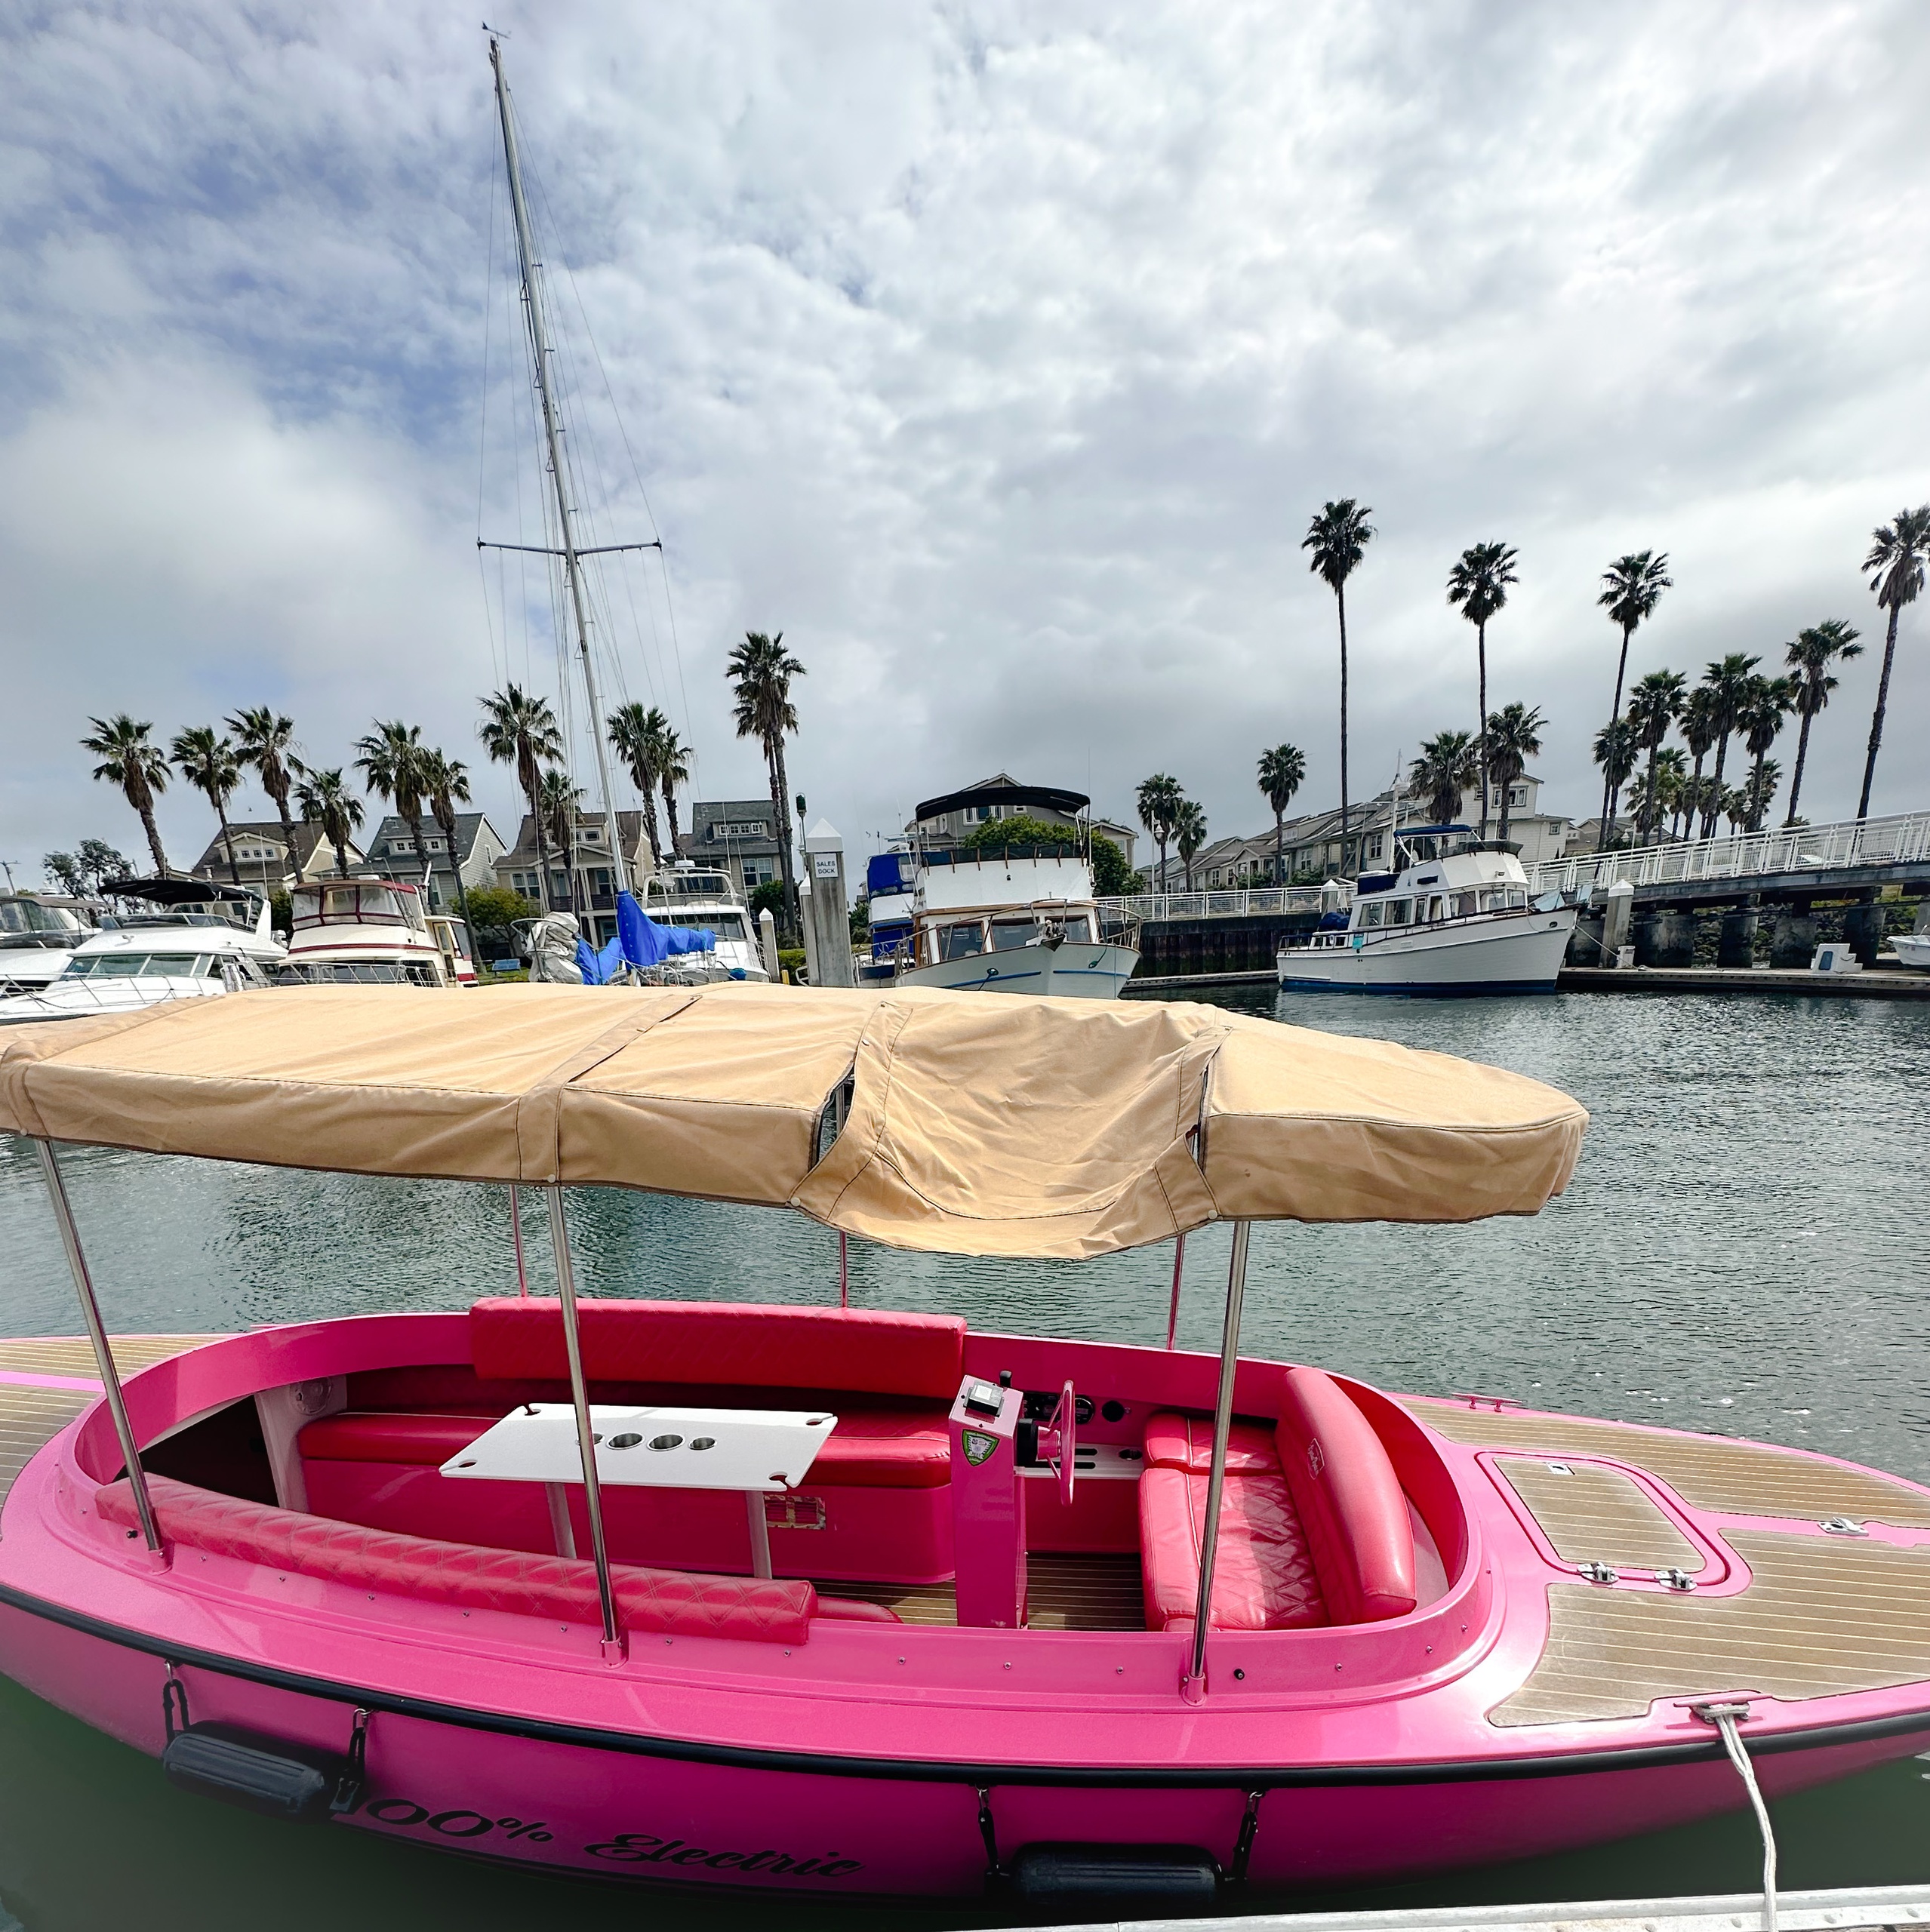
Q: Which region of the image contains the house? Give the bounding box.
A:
[677,798,787,894]
[906,773,1137,870]
[186,820,365,894]
[1451,773,1570,867]
[362,813,506,916]
[494,810,654,946]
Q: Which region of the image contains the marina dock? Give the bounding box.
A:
[1559,964,1930,998]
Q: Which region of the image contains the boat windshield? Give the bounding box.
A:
[937,921,985,960]
[295,884,421,928]
[63,953,209,979]
[649,872,738,903]
[990,919,1039,952]
[0,901,82,937]
[651,911,743,939]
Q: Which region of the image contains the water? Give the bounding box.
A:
[0,986,1926,1926]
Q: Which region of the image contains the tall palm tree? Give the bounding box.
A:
[539,769,583,906]
[1642,746,1688,841]
[656,723,692,856]
[1591,719,1639,846]
[169,726,245,886]
[1409,731,1479,828]
[1678,688,1717,841]
[293,767,364,880]
[354,720,436,876]
[1736,676,1795,832]
[1782,620,1862,825]
[1596,550,1673,835]
[1737,758,1781,835]
[1445,541,1518,836]
[606,701,666,863]
[1302,500,1375,869]
[1624,669,1685,844]
[1858,506,1930,819]
[1482,703,1545,847]
[479,685,565,912]
[1135,774,1184,888]
[419,748,478,944]
[1173,798,1208,891]
[726,632,805,928]
[1256,743,1306,884]
[1696,654,1759,837]
[227,706,300,878]
[82,715,171,874]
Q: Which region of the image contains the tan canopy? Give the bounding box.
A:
[0,984,1585,1258]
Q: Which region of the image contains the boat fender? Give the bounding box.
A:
[1004,1843,1220,1907]
[162,1722,358,1823]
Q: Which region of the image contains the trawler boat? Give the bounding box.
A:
[642,866,769,982]
[1277,826,1577,995]
[0,896,96,994]
[2,986,1926,1908]
[0,880,282,1023]
[277,878,475,987]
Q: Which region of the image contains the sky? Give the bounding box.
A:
[3,0,1927,884]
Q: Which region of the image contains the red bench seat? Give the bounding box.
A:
[94,1473,903,1641]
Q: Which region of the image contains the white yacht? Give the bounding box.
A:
[1276,826,1576,995]
[0,896,97,994]
[640,866,769,981]
[0,879,282,1023]
[1891,932,1930,971]
[277,878,475,987]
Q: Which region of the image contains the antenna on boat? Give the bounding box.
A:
[484,36,651,899]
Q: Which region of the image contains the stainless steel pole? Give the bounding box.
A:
[509,1182,528,1296]
[488,38,629,898]
[1164,1232,1187,1350]
[1182,1220,1250,1701]
[34,1140,161,1552]
[546,1185,619,1650]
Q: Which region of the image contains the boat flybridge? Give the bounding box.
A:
[278,878,476,987]
[642,866,769,981]
[4,988,1928,1908]
[0,896,97,995]
[1277,826,1578,995]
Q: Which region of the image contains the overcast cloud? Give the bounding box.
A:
[3,0,1926,881]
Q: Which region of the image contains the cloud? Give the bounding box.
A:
[2,0,1926,884]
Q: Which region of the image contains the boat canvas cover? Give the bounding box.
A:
[0,985,1584,1257]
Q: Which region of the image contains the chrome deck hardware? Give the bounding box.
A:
[1655,1567,1698,1592]
[1576,1561,1620,1585]
[1818,1515,1869,1537]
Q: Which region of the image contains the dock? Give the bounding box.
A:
[1123,968,1276,994]
[1559,964,1930,998]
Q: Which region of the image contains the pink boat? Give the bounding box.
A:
[1,984,1927,1910]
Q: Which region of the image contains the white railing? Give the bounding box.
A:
[1096,886,1330,924]
[1524,810,1930,898]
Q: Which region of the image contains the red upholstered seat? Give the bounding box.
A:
[298,1412,497,1463]
[469,1299,965,1401]
[1142,1412,1280,1476]
[1138,1467,1326,1632]
[95,1474,817,1644]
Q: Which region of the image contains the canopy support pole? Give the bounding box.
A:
[1181,1220,1250,1703]
[839,1231,849,1309]
[1165,1232,1187,1349]
[34,1140,161,1553]
[509,1183,528,1297]
[546,1186,620,1656]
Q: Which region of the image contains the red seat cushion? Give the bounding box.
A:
[1142,1412,1280,1476]
[470,1299,965,1401]
[812,1595,902,1623]
[95,1475,816,1644]
[1137,1466,1326,1632]
[298,1407,951,1489]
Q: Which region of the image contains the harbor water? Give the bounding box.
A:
[0,986,1925,1927]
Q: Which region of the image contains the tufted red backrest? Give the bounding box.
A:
[1275,1367,1417,1625]
[469,1297,966,1401]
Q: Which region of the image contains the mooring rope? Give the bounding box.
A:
[1698,1703,1778,1932]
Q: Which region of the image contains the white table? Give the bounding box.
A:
[440,1404,837,1577]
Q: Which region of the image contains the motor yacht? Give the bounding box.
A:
[641,866,769,982]
[276,878,475,987]
[0,896,97,995]
[1277,826,1577,995]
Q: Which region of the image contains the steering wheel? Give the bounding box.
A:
[1051,1380,1076,1508]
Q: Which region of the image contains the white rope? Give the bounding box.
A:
[1704,1706,1778,1932]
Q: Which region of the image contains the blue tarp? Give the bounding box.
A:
[573,894,718,984]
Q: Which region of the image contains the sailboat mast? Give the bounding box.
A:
[488,38,629,900]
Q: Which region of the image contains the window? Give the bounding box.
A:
[991,921,1039,952]
[1509,787,1526,808]
[1390,900,1414,926]
[588,869,612,896]
[426,837,446,853]
[940,922,985,960]
[391,838,415,856]
[1359,902,1384,928]
[1365,835,1384,860]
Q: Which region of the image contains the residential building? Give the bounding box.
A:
[494,810,653,946]
[362,813,507,916]
[905,772,1137,869]
[677,798,787,894]
[186,820,366,894]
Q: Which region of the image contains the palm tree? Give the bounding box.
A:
[1857,506,1930,819]
[1735,676,1794,832]
[539,769,583,906]
[1782,620,1862,826]
[1135,774,1184,888]
[1302,500,1375,869]
[82,715,171,874]
[1256,743,1306,884]
[1596,550,1673,835]
[726,632,805,929]
[1409,731,1479,828]
[655,723,692,856]
[1173,798,1208,891]
[607,701,666,863]
[1445,542,1518,836]
[1696,654,1759,838]
[228,707,300,878]
[1679,688,1717,841]
[1482,703,1545,847]
[1624,669,1685,844]
[1641,746,1688,840]
[293,767,364,880]
[419,748,478,944]
[354,720,436,876]
[479,685,565,912]
[1737,757,1781,835]
[169,726,245,885]
[1592,719,1639,846]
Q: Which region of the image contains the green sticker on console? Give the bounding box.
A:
[963,1430,999,1466]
